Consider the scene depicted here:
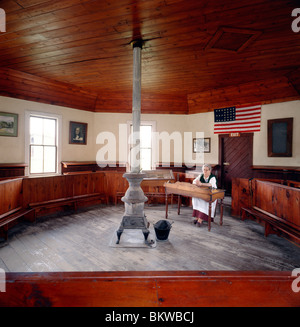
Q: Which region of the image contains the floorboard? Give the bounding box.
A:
[0,203,299,272]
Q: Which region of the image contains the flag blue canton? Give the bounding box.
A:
[214,107,236,122]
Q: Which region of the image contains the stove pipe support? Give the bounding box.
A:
[131,39,143,173]
[116,39,149,244]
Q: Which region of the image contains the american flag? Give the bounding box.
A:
[214,104,261,134]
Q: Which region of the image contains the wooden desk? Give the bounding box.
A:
[164,182,225,231]
[115,170,175,205]
[142,170,175,204]
[0,163,27,178]
[141,170,175,183]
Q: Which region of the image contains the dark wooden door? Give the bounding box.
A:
[219,133,253,195]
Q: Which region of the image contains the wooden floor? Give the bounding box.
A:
[0,202,299,272]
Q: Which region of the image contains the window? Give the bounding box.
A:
[140,125,152,170]
[25,112,61,175]
[128,121,156,171]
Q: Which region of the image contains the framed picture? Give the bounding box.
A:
[268,118,293,157]
[0,112,18,137]
[69,121,88,145]
[193,137,211,153]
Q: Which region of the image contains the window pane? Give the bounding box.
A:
[30,145,43,174]
[44,146,56,173]
[44,118,56,145]
[130,125,133,144]
[30,117,43,145]
[128,123,153,171]
[140,125,152,148]
[140,148,151,170]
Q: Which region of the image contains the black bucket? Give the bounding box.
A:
[154,220,172,241]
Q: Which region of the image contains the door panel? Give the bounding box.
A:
[219,133,253,195]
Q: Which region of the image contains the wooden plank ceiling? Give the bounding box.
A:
[0,0,299,114]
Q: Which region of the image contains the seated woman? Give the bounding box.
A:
[192,164,217,226]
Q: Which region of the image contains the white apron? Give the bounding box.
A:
[192,174,217,217]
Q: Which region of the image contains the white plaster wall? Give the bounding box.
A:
[253,101,300,166]
[0,96,95,164]
[0,95,299,168]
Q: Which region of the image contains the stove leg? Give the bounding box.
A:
[116,228,123,244]
[142,229,149,242]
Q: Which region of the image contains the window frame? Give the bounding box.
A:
[25,111,62,176]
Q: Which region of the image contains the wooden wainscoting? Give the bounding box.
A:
[0,271,299,307]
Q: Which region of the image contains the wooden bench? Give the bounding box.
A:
[242,207,300,242]
[115,191,124,205]
[240,179,300,244]
[62,171,93,175]
[287,180,300,188]
[0,271,299,307]
[0,174,108,242]
[0,178,32,241]
[29,193,108,216]
[0,207,35,241]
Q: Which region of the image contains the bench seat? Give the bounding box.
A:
[29,193,107,213]
[241,207,300,242]
[0,207,35,241]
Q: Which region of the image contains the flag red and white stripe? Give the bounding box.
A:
[214,104,261,134]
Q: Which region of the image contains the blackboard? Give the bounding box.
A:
[272,122,287,154]
[268,118,293,157]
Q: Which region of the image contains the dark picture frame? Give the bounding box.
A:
[69,121,88,145]
[0,112,18,137]
[193,137,211,153]
[267,117,293,157]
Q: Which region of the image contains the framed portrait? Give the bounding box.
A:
[193,137,211,153]
[0,112,18,137]
[69,121,88,145]
[268,117,293,157]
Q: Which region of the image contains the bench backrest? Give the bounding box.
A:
[22,173,106,207]
[1,271,299,307]
[0,178,23,215]
[253,180,300,231]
